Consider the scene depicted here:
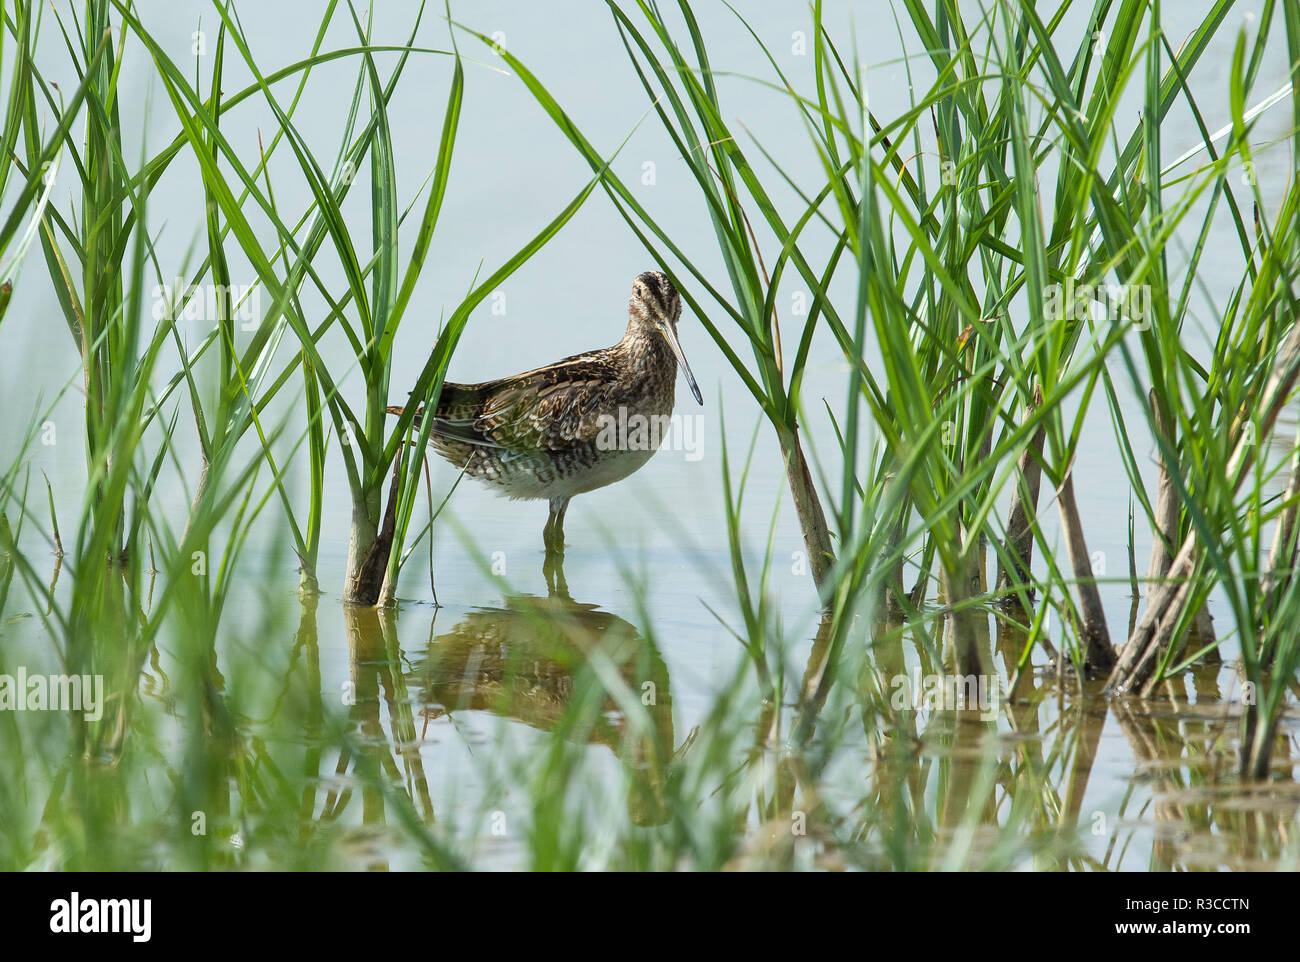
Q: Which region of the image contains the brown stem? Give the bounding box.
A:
[997,387,1045,598]
[883,519,907,614]
[942,554,987,678]
[779,425,836,596]
[1261,442,1300,619]
[1110,319,1300,695]
[1146,390,1179,585]
[345,453,405,606]
[1057,469,1115,673]
[1148,391,1217,657]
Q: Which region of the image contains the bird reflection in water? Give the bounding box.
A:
[413,567,680,827]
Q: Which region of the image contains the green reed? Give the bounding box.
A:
[492,0,1300,777]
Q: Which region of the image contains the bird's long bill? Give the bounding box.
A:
[660,321,703,405]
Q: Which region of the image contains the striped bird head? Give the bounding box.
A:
[629,270,681,327]
[628,270,702,405]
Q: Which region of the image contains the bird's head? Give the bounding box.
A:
[628,270,702,405]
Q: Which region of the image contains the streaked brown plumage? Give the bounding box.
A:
[388,270,702,554]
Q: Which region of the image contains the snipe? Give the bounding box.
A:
[388,270,702,556]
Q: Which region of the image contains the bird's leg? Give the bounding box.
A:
[543,551,570,599]
[543,496,570,556]
[543,497,571,598]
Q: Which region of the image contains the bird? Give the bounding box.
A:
[387,270,702,558]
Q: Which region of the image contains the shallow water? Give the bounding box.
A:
[5,553,1296,870]
[1,0,1297,870]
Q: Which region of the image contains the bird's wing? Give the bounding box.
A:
[388,351,619,452]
